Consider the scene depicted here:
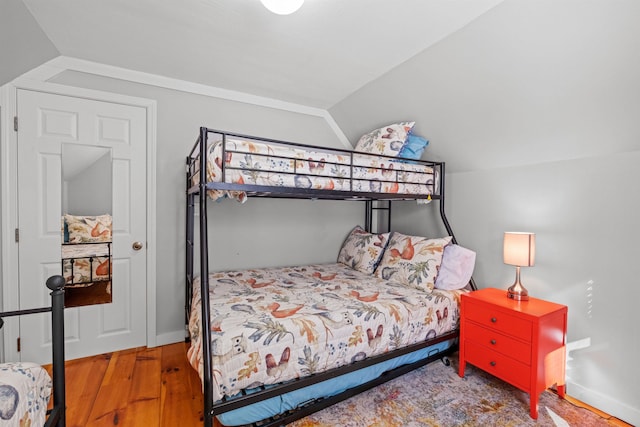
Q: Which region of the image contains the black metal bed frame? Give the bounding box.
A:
[62,241,112,287]
[0,275,66,427]
[185,127,476,427]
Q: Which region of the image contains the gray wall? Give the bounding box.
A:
[49,71,362,342]
[330,0,640,424]
[0,0,59,85]
[65,152,112,216]
[0,0,58,340]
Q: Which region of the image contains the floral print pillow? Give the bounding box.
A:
[337,226,390,274]
[375,232,451,291]
[63,214,112,243]
[354,122,415,158]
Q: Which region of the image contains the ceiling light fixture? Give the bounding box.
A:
[260,0,304,15]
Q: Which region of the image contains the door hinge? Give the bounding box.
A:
[14,228,19,243]
[17,337,21,352]
[13,116,18,132]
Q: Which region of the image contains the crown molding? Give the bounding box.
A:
[17,56,352,148]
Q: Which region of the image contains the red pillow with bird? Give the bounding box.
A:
[374,232,451,291]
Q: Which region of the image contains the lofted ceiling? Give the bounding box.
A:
[22,0,503,109]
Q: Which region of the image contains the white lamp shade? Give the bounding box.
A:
[503,232,535,267]
[260,0,304,15]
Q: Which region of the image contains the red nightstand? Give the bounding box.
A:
[458,288,568,419]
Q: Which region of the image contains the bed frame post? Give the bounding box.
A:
[437,162,477,290]
[198,127,214,427]
[365,200,372,232]
[365,200,392,234]
[185,157,194,336]
[438,162,455,241]
[46,275,66,427]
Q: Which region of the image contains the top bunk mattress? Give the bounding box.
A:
[189,131,439,202]
[187,262,465,403]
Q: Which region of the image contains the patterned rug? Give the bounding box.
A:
[289,353,614,427]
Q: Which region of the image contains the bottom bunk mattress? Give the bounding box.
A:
[0,362,52,427]
[187,263,465,419]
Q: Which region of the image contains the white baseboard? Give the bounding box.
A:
[567,380,639,426]
[155,330,188,347]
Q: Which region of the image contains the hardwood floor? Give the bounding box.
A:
[46,343,632,427]
[46,342,205,427]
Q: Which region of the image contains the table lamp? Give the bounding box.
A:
[503,232,535,301]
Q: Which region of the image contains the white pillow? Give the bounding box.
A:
[435,244,476,290]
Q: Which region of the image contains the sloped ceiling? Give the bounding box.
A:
[0,0,58,85]
[21,0,503,109]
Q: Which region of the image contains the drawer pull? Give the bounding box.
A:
[490,361,496,367]
[491,317,497,323]
[490,339,497,345]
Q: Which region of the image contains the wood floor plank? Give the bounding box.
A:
[121,347,163,425]
[65,354,112,427]
[160,342,204,427]
[85,347,138,426]
[186,348,206,426]
[45,352,112,427]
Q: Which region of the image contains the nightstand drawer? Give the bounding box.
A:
[465,322,531,364]
[465,341,530,391]
[465,301,532,340]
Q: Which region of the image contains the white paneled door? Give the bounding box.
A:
[16,89,147,364]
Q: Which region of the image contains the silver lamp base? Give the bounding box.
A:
[507,266,529,301]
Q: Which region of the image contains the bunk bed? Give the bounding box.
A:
[186,127,476,427]
[0,275,66,427]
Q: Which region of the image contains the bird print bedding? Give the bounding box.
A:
[61,214,112,287]
[0,363,51,427]
[187,263,464,403]
[61,243,111,287]
[194,136,437,202]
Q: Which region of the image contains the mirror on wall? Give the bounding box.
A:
[61,144,113,308]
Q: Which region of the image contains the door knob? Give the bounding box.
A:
[132,241,144,251]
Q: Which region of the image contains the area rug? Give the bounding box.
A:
[289,353,614,426]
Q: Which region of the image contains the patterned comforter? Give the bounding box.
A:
[193,136,437,202]
[187,263,464,402]
[61,243,111,287]
[0,363,51,426]
[61,214,112,287]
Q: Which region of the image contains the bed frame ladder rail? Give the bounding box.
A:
[365,200,392,233]
[197,127,216,427]
[437,162,477,291]
[185,155,196,332]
